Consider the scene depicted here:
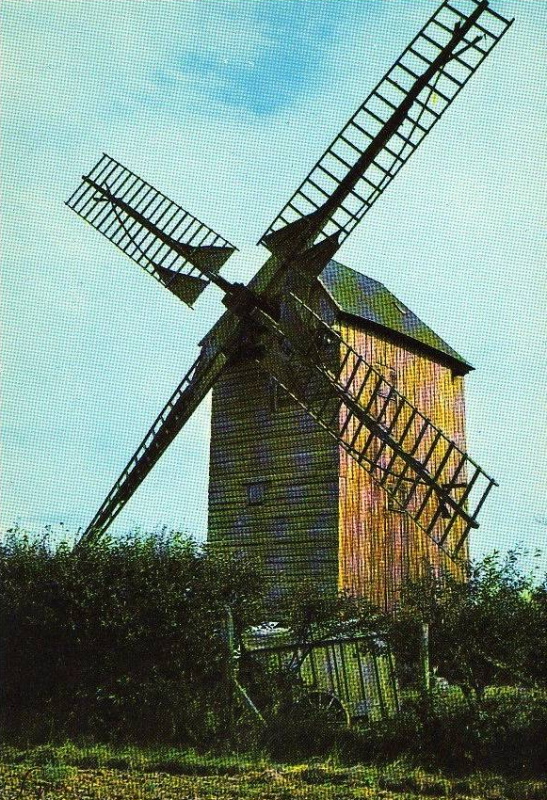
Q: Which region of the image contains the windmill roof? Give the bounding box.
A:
[319,260,472,373]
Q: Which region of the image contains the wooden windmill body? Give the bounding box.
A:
[66,1,512,608]
[209,261,471,609]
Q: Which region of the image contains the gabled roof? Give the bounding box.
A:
[319,260,472,373]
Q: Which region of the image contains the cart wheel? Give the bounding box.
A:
[301,691,350,726]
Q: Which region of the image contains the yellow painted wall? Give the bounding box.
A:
[337,322,468,610]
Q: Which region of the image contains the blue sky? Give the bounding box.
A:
[2,1,546,573]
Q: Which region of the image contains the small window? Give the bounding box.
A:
[270,381,297,412]
[247,481,267,505]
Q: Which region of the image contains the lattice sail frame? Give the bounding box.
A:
[66,154,237,307]
[260,0,512,250]
[78,347,230,547]
[66,0,511,552]
[255,295,497,560]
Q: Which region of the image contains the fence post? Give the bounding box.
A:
[223,606,266,725]
[420,622,431,699]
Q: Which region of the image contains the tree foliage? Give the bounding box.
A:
[389,551,545,702]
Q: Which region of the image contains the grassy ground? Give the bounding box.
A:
[1,744,546,800]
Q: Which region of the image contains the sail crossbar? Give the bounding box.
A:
[66,154,236,307]
[259,0,512,252]
[256,293,497,559]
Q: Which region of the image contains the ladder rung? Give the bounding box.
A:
[373,90,398,111]
[349,117,374,140]
[298,189,322,210]
[415,441,456,516]
[385,75,408,97]
[332,142,361,171]
[383,142,407,164]
[408,46,435,68]
[484,5,511,25]
[472,18,503,40]
[307,177,330,199]
[420,31,443,52]
[396,61,421,82]
[392,129,420,149]
[354,171,382,194]
[435,66,464,88]
[317,162,344,188]
[424,80,451,104]
[409,100,439,123]
[370,159,396,178]
[457,35,488,57]
[338,132,364,156]
[345,185,369,205]
[431,15,458,38]
[329,149,354,171]
[443,2,469,23]
[448,47,476,72]
[364,107,390,127]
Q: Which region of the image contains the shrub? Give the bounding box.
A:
[0,527,265,745]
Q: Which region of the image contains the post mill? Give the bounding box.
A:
[66,0,512,610]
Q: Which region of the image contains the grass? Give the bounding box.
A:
[1,743,546,799]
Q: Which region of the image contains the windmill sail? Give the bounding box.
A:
[254,295,496,560]
[68,0,509,551]
[260,0,512,255]
[77,348,229,547]
[66,154,237,307]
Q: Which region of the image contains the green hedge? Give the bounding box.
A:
[0,528,264,745]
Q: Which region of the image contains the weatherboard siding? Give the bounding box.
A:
[208,361,340,602]
[337,322,468,610]
[208,314,468,611]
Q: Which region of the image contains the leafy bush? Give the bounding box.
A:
[388,550,546,701]
[0,527,265,744]
[339,694,547,776]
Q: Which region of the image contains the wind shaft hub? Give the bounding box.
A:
[222,282,279,322]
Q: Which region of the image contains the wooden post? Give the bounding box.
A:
[420,622,431,699]
[224,606,266,725]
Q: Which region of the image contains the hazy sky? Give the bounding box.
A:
[2,1,546,573]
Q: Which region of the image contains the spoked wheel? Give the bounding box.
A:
[300,691,350,727]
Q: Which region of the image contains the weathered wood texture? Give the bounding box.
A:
[209,301,468,610]
[336,321,468,610]
[208,362,340,602]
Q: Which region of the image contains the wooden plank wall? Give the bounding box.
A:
[208,361,340,604]
[337,323,468,611]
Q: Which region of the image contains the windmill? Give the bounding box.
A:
[66,0,512,608]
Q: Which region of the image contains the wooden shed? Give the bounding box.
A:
[208,260,471,611]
